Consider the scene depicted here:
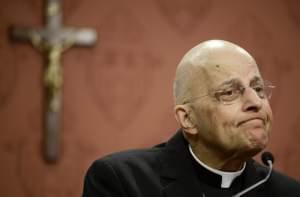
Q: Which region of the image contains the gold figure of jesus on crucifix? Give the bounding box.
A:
[45,45,63,112]
[11,0,97,163]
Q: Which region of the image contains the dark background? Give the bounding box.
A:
[0,0,300,196]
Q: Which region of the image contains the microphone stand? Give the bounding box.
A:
[232,153,274,197]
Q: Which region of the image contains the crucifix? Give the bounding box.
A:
[10,0,97,163]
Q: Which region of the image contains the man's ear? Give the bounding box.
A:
[174,105,198,134]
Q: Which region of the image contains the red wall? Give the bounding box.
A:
[0,0,300,196]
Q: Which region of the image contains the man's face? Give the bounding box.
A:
[189,49,273,157]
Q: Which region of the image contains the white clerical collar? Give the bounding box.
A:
[188,145,246,188]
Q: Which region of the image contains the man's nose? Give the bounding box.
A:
[241,88,263,112]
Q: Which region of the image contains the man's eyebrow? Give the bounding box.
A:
[212,78,240,91]
[250,76,263,83]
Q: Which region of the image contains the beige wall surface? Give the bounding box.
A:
[0,0,300,196]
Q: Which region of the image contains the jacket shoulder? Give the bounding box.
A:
[83,146,165,197]
[100,143,165,166]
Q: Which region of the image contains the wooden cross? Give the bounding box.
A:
[10,0,97,163]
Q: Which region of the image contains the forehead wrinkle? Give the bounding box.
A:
[218,78,240,87]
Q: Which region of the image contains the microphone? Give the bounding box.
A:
[261,152,274,166]
[232,152,274,197]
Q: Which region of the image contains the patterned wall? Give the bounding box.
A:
[0,0,300,196]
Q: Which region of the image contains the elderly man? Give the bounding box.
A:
[82,40,300,197]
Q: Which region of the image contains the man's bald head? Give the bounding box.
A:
[173,40,258,105]
[173,40,272,169]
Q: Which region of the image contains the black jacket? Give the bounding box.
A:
[83,131,300,197]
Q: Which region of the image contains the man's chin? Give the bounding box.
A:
[247,128,269,149]
[245,138,268,157]
[239,137,268,158]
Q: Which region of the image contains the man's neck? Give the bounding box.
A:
[190,143,246,172]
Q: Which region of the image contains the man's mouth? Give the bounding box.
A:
[237,117,265,127]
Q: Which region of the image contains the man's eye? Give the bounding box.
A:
[217,89,238,101]
[253,86,266,98]
[221,90,234,96]
[253,86,264,93]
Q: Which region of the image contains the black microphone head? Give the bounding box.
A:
[261,152,274,166]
